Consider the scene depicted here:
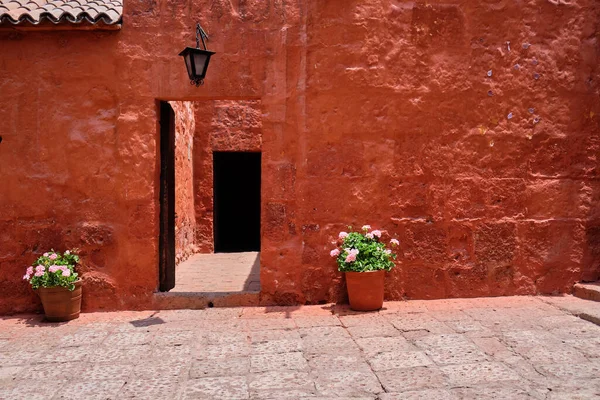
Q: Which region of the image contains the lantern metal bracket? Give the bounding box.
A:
[196,23,209,51]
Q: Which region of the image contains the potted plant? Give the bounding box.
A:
[23,249,82,322]
[330,226,399,311]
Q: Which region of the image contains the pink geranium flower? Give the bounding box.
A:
[362,225,371,231]
[43,253,49,257]
[49,265,59,273]
[35,265,45,274]
[61,269,71,277]
[345,253,357,263]
[23,274,30,281]
[390,239,400,246]
[34,271,44,277]
[365,233,374,239]
[65,250,71,255]
[49,254,58,260]
[344,248,359,263]
[26,267,33,275]
[385,249,392,255]
[338,232,348,240]
[330,249,340,257]
[372,230,382,238]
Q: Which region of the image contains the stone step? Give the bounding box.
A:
[152,290,262,310]
[573,282,600,302]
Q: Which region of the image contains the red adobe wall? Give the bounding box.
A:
[170,101,197,264]
[0,1,599,313]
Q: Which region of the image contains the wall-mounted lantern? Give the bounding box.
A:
[179,23,215,86]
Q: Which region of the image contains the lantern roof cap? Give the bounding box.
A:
[0,0,122,26]
[178,46,216,57]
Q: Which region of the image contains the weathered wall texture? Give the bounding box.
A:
[170,101,197,264]
[193,100,263,252]
[0,0,599,313]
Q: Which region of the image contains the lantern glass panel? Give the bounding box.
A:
[183,53,194,79]
[192,52,209,77]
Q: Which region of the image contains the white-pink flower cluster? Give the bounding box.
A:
[23,264,71,280]
[344,248,359,263]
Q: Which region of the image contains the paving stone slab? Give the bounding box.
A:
[249,371,314,391]
[250,352,308,373]
[307,353,372,372]
[15,361,84,381]
[249,329,301,342]
[377,366,447,392]
[190,357,250,378]
[102,331,154,347]
[313,369,383,397]
[523,345,589,364]
[339,314,388,327]
[443,318,488,334]
[346,322,401,338]
[4,381,64,400]
[252,338,302,354]
[451,385,536,400]
[501,330,563,350]
[380,389,458,400]
[355,336,417,357]
[196,342,252,359]
[182,376,249,399]
[537,361,600,380]
[117,377,182,399]
[201,331,249,345]
[440,362,521,386]
[133,360,191,379]
[152,329,198,346]
[386,313,453,334]
[563,337,600,358]
[79,363,134,381]
[55,379,126,400]
[302,336,359,355]
[57,329,110,347]
[245,318,296,331]
[298,326,351,339]
[293,316,342,328]
[87,344,153,364]
[0,349,47,366]
[368,350,433,371]
[36,344,95,363]
[423,346,489,365]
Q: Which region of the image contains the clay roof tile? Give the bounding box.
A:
[0,0,122,25]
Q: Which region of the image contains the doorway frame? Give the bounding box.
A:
[155,96,264,293]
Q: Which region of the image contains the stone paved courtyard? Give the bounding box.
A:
[0,296,599,400]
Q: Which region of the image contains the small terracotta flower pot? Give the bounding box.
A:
[37,280,82,322]
[345,270,385,311]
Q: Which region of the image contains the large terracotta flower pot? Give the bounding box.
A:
[37,280,82,322]
[345,270,385,311]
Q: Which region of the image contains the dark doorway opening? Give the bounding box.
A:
[213,152,261,253]
[158,101,176,292]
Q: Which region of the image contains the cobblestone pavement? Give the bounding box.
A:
[1,296,599,399]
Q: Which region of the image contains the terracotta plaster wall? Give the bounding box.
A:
[193,100,262,253]
[169,101,196,264]
[0,1,599,313]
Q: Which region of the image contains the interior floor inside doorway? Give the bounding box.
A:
[171,252,260,293]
